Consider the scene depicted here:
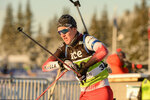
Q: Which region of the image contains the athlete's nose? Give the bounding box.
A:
[61,33,66,37]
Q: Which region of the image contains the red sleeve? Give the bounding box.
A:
[85,44,108,68]
[93,44,108,62]
[42,56,57,72]
[42,43,66,72]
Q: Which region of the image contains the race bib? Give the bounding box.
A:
[86,62,106,79]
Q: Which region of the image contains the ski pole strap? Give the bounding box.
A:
[70,0,81,7]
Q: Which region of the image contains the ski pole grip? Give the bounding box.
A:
[69,0,81,7]
[17,27,23,32]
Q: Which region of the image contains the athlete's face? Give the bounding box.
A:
[58,26,77,45]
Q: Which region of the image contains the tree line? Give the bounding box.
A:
[0,0,148,67]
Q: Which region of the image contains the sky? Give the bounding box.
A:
[0,0,150,34]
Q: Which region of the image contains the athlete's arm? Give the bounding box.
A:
[42,43,66,72]
[42,51,60,72]
[84,35,108,68]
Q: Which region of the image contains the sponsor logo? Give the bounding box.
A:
[44,64,57,70]
[70,50,82,59]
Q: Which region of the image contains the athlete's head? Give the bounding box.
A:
[57,14,77,45]
[57,14,77,28]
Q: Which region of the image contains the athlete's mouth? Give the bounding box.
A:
[63,37,68,41]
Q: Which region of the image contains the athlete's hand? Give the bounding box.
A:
[76,62,88,84]
[76,73,86,83]
[63,60,79,71]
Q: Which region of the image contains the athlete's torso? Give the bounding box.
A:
[55,33,109,91]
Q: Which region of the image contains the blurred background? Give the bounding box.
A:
[0,0,150,100]
[0,0,149,75]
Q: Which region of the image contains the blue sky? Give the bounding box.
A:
[0,0,149,34]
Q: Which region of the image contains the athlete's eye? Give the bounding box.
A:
[58,29,69,35]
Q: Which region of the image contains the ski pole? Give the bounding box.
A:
[17,27,80,75]
[49,68,61,100]
[36,70,68,100]
[69,0,88,34]
[17,27,84,99]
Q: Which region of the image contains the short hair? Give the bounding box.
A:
[57,14,77,28]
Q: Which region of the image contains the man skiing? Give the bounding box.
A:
[42,14,113,100]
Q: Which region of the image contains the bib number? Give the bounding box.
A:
[86,62,107,79]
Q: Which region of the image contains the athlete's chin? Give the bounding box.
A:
[64,40,71,45]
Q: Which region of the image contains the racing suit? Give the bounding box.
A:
[42,32,113,100]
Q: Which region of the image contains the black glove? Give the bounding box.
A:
[58,59,65,71]
[76,62,88,84]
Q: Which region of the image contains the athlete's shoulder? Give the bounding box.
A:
[85,35,97,42]
[84,35,101,50]
[57,42,66,52]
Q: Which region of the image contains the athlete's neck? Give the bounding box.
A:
[69,32,80,47]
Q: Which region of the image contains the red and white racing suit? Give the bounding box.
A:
[42,32,113,100]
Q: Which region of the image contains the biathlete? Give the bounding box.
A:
[42,14,113,100]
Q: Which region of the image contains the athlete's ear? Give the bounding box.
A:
[72,27,77,33]
[71,27,76,31]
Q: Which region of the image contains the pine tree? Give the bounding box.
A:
[15,3,25,54]
[34,24,48,66]
[119,0,148,63]
[24,0,32,36]
[99,7,111,47]
[17,3,24,28]
[48,14,58,39]
[36,24,43,42]
[47,14,61,53]
[89,11,100,38]
[24,0,34,52]
[0,4,16,54]
[89,7,111,47]
[129,0,148,62]
[117,10,131,49]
